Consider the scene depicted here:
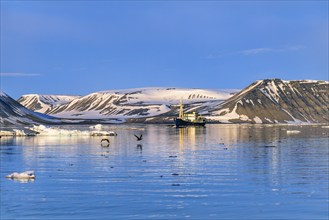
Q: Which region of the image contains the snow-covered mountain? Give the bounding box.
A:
[12,80,329,124]
[18,88,237,119]
[0,92,60,126]
[17,94,81,114]
[207,79,329,123]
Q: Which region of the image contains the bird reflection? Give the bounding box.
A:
[101,139,110,147]
[136,144,143,152]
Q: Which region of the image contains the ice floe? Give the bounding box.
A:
[6,171,35,180]
[286,130,301,134]
[0,124,118,137]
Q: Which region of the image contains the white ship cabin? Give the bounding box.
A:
[178,100,205,122]
[183,112,198,121]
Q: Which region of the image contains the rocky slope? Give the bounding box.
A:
[207,79,328,123]
[17,94,81,114]
[0,92,60,126]
[18,88,236,120]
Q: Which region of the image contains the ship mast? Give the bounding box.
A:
[179,98,184,118]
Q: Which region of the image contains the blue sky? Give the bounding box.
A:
[1,1,328,99]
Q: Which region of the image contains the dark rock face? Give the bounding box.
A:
[208,79,329,123]
[0,92,58,126]
[17,96,43,112]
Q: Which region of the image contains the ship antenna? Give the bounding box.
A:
[179,98,184,118]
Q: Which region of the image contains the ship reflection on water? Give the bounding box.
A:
[178,126,205,151]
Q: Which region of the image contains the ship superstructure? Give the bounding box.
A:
[174,99,206,127]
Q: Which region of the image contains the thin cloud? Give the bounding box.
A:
[237,45,305,56]
[0,73,41,77]
[237,47,274,55]
[205,45,305,59]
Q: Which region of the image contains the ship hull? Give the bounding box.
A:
[174,118,206,127]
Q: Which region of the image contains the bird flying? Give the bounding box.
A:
[134,134,143,141]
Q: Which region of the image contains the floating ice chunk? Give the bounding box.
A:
[29,125,116,136]
[12,129,27,136]
[6,171,35,180]
[90,131,117,136]
[30,125,89,136]
[0,130,15,136]
[89,124,103,131]
[0,130,36,136]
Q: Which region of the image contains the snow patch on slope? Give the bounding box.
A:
[18,94,81,113]
[97,87,238,105]
[209,103,251,123]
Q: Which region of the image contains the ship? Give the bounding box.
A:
[174,100,206,127]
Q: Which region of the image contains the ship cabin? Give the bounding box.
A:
[178,100,205,123]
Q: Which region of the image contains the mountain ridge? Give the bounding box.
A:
[17,94,81,114]
[2,79,328,125]
[207,79,328,123]
[17,87,237,120]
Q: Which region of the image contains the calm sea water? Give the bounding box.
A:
[1,124,328,220]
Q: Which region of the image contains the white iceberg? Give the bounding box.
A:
[286,130,301,134]
[28,125,117,137]
[6,171,35,180]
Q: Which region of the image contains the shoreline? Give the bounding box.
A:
[1,123,328,137]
